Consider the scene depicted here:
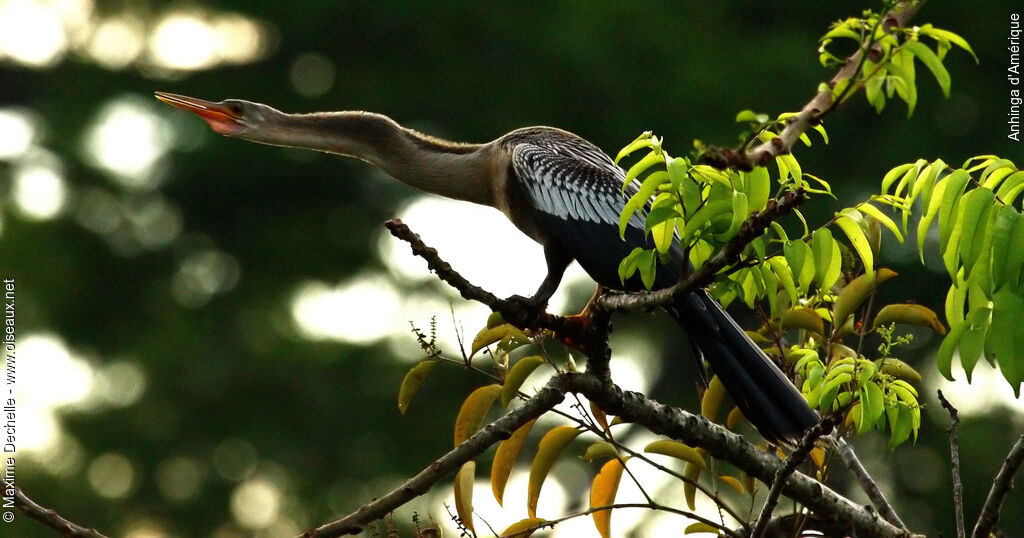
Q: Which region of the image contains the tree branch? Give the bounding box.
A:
[568,373,919,538]
[13,488,108,538]
[700,0,927,171]
[751,417,836,538]
[971,434,1024,538]
[938,390,965,538]
[835,436,906,528]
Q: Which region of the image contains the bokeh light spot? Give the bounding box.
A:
[290,275,401,344]
[0,108,36,160]
[156,456,205,502]
[230,477,282,529]
[87,452,136,499]
[12,154,67,221]
[93,360,147,407]
[82,96,174,188]
[290,52,336,98]
[0,0,68,67]
[86,15,144,70]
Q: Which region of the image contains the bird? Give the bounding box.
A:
[154,91,819,444]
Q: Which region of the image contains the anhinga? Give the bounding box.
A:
[155,92,819,444]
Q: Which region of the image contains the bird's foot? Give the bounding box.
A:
[503,294,548,326]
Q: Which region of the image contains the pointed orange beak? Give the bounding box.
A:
[154,91,244,135]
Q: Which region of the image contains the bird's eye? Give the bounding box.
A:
[226,102,244,116]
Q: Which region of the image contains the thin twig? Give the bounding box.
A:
[508,502,742,538]
[937,390,965,538]
[13,488,109,538]
[971,434,1024,538]
[834,436,907,529]
[700,0,927,171]
[751,417,835,538]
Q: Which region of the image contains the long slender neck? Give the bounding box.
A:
[245,110,497,206]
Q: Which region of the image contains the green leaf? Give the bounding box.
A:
[624,150,665,185]
[946,186,995,276]
[690,164,733,189]
[723,192,748,240]
[887,49,918,117]
[906,41,951,97]
[835,209,874,281]
[857,202,904,243]
[778,153,802,184]
[917,175,949,262]
[615,132,653,164]
[812,228,840,291]
[995,170,1024,202]
[1002,213,1024,292]
[735,109,766,123]
[636,248,657,289]
[959,306,992,381]
[681,200,733,247]
[617,247,642,285]
[919,26,978,63]
[768,257,799,306]
[981,161,1017,190]
[881,163,916,195]
[619,171,668,238]
[813,123,829,144]
[666,156,690,194]
[937,320,969,380]
[784,240,814,293]
[743,167,771,212]
[937,170,972,251]
[989,288,1024,395]
[865,70,886,113]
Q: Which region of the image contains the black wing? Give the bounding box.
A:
[507,130,679,290]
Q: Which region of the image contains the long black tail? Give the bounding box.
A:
[666,290,819,445]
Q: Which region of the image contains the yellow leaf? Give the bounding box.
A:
[683,459,703,510]
[877,358,923,383]
[590,458,625,538]
[701,375,726,422]
[454,461,476,533]
[741,471,756,495]
[685,522,720,534]
[454,384,502,447]
[643,440,706,469]
[809,447,826,470]
[492,418,538,505]
[471,323,529,356]
[832,268,898,330]
[871,303,947,334]
[501,356,547,407]
[780,307,825,335]
[590,402,609,431]
[583,441,619,463]
[718,474,745,495]
[528,425,581,518]
[726,406,745,430]
[500,518,547,538]
[397,359,438,415]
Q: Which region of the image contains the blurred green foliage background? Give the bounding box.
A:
[1,1,1021,536]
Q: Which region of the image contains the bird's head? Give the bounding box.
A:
[154,92,277,137]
